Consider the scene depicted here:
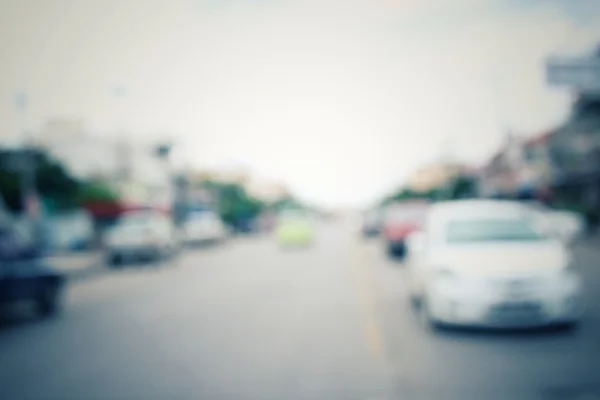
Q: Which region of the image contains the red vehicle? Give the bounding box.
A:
[382,201,429,259]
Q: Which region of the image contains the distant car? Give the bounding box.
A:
[0,219,65,317]
[231,216,256,234]
[361,210,382,237]
[104,211,179,266]
[276,211,315,247]
[182,211,227,245]
[406,200,582,330]
[382,201,429,260]
[256,212,277,233]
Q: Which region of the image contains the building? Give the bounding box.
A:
[478,130,554,201]
[546,43,600,221]
[245,180,289,203]
[519,131,554,199]
[547,95,600,213]
[407,162,467,193]
[36,119,173,216]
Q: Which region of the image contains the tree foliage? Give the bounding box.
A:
[381,174,478,206]
[0,149,81,212]
[76,181,119,204]
[198,180,264,225]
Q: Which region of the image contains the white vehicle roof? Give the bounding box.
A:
[429,200,530,221]
[425,200,546,244]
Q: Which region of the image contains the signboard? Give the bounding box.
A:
[546,56,600,93]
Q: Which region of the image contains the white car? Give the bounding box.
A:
[524,202,586,244]
[182,212,227,245]
[406,200,582,330]
[104,211,179,266]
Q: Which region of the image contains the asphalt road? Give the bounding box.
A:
[1,223,599,400]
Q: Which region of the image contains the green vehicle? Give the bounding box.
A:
[275,211,315,247]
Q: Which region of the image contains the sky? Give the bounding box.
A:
[1,0,600,208]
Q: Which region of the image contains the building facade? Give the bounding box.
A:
[478,131,554,201]
[36,119,173,214]
[408,162,466,194]
[546,44,600,222]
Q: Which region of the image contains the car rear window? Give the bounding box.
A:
[446,218,546,243]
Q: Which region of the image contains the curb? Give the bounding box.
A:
[67,261,107,283]
[45,253,107,283]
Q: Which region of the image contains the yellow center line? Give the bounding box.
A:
[350,238,387,362]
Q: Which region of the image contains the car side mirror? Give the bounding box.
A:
[407,231,428,255]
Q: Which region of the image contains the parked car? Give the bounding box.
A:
[406,200,582,330]
[104,211,179,266]
[0,216,65,317]
[256,211,277,233]
[361,210,382,237]
[231,216,257,234]
[382,201,429,260]
[49,210,94,253]
[275,210,315,248]
[182,211,227,246]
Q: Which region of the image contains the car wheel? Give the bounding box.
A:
[108,253,123,268]
[395,242,407,259]
[386,244,396,257]
[35,282,61,317]
[555,321,580,332]
[419,299,444,332]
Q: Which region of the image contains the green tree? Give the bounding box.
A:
[0,169,21,212]
[35,152,81,210]
[0,149,81,212]
[209,182,264,225]
[76,181,119,204]
[449,175,478,200]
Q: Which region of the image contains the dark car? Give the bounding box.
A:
[361,210,382,237]
[231,216,256,234]
[382,201,429,260]
[0,221,66,317]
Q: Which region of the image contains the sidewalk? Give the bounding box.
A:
[45,251,104,281]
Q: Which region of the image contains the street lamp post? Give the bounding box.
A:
[154,143,179,222]
[13,92,38,214]
[14,91,45,250]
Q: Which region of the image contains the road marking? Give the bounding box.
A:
[365,319,385,358]
[350,237,387,362]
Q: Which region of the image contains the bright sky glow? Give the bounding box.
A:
[1,0,599,207]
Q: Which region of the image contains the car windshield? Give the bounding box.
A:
[446,218,547,243]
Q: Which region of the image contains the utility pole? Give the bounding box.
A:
[14,91,45,250]
[155,142,179,223]
[111,85,131,192]
[13,91,38,218]
[436,135,456,201]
